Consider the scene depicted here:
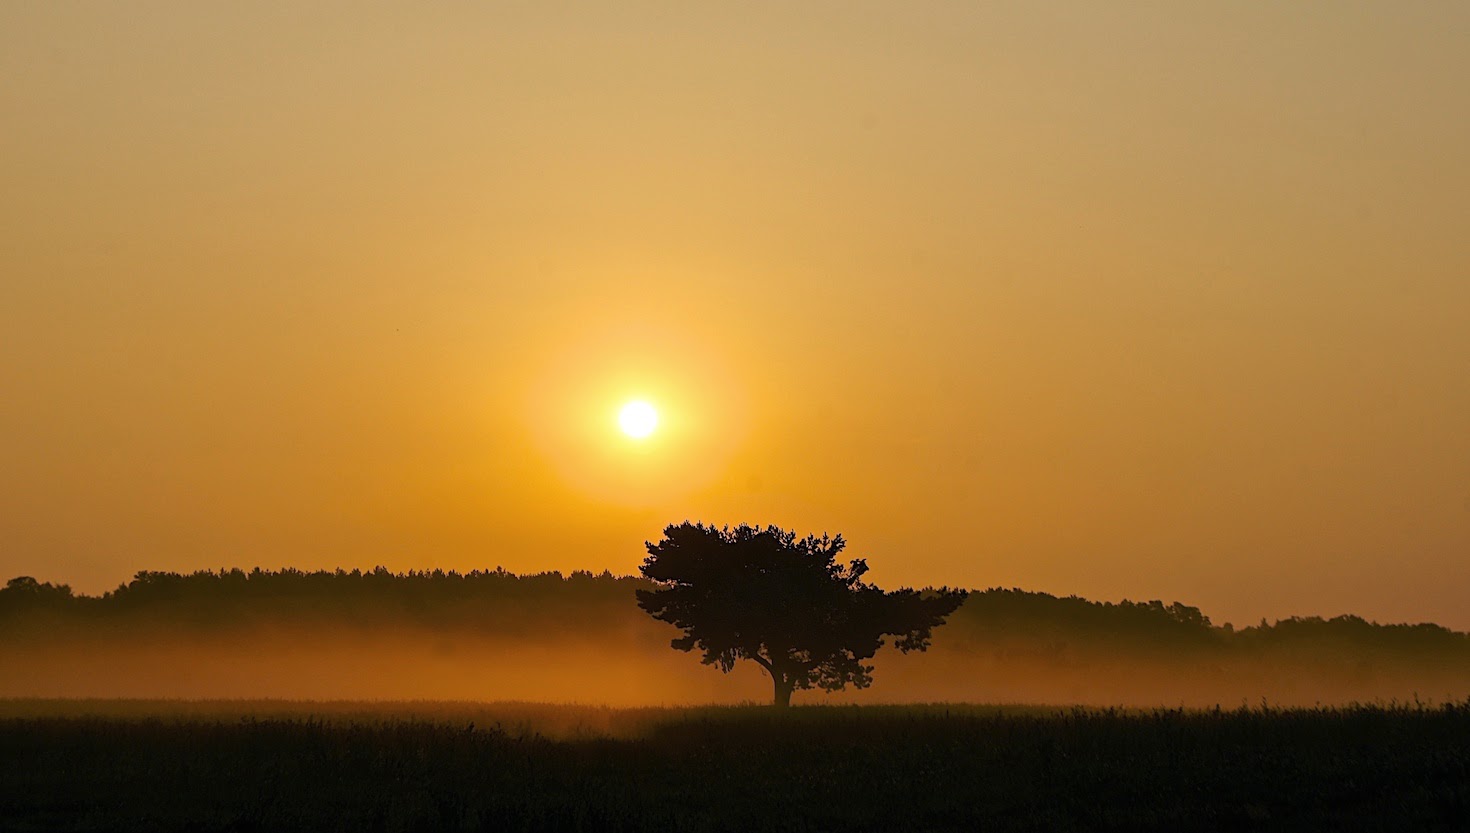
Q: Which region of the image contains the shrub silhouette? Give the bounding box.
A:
[636,522,968,706]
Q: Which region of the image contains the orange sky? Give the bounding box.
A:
[2,3,1467,629]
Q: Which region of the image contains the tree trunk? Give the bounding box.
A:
[772,674,793,708]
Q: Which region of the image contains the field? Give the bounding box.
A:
[2,700,1467,832]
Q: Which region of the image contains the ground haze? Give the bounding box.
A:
[5,569,1467,707]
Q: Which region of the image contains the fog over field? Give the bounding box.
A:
[5,570,1467,707]
[11,630,1469,708]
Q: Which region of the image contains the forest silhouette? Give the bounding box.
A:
[5,563,1468,706]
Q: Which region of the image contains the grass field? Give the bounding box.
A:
[2,699,1467,832]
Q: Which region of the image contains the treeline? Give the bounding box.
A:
[0,569,643,635]
[4,569,1467,661]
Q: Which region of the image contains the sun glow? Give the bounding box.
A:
[618,400,659,439]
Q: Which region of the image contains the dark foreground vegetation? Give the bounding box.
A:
[2,701,1467,832]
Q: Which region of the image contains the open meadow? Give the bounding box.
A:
[3,699,1467,832]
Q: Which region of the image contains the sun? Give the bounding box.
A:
[618,400,659,439]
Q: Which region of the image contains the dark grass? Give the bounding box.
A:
[2,701,1468,832]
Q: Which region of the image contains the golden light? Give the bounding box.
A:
[618,400,659,439]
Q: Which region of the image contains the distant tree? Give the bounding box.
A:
[1,576,73,602]
[636,522,968,707]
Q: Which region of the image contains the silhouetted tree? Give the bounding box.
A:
[0,576,73,611]
[636,522,968,706]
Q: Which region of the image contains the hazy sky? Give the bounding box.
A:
[3,2,1467,629]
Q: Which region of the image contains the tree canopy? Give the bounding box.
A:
[636,522,968,706]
